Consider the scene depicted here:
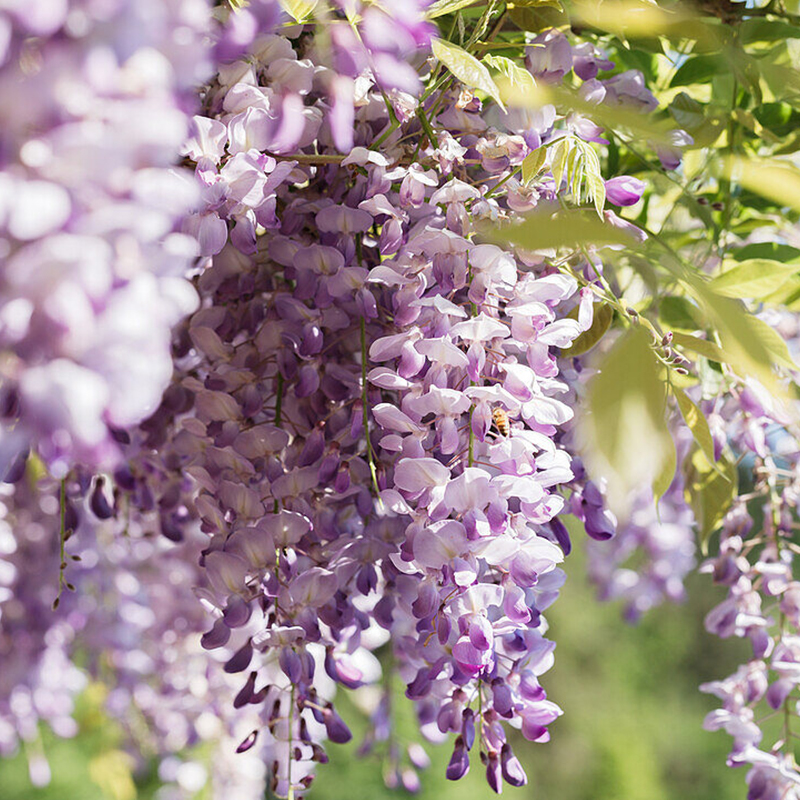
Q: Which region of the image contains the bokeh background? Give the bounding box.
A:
[0,546,753,800]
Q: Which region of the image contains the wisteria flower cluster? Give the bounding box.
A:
[2,1,800,799]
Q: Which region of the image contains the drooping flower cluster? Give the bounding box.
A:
[108,15,644,795]
[697,375,800,799]
[0,0,211,477]
[0,469,271,798]
[5,3,778,800]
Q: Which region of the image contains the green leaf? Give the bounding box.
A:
[578,328,673,516]
[698,356,725,399]
[670,331,726,363]
[732,242,800,263]
[653,437,678,505]
[426,0,481,19]
[508,3,568,32]
[670,54,725,87]
[683,448,737,553]
[88,750,137,800]
[709,259,799,299]
[739,19,800,45]
[743,314,797,371]
[668,92,723,146]
[566,303,614,356]
[431,38,506,111]
[762,273,800,308]
[550,138,569,190]
[668,91,706,131]
[483,54,536,92]
[673,387,716,465]
[659,296,702,332]
[522,147,547,184]
[725,156,800,213]
[279,0,318,21]
[730,109,780,146]
[505,82,674,146]
[577,139,606,216]
[490,209,630,252]
[689,280,795,392]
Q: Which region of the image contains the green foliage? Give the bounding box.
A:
[578,327,674,515]
[431,37,506,110]
[567,303,614,356]
[684,449,739,553]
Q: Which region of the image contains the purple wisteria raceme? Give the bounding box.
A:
[0,0,212,478]
[137,16,649,796]
[0,7,700,799]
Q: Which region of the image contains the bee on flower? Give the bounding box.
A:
[492,407,511,437]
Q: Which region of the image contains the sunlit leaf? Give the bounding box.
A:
[505,82,674,146]
[710,259,799,299]
[670,331,726,363]
[565,303,614,356]
[431,38,506,111]
[578,328,673,516]
[88,750,137,800]
[426,0,482,19]
[732,242,800,263]
[490,209,630,252]
[508,2,568,32]
[683,448,737,553]
[673,386,716,465]
[279,0,318,21]
[550,138,569,190]
[689,280,795,392]
[577,138,606,216]
[724,156,800,213]
[653,436,677,505]
[484,54,536,91]
[659,296,703,332]
[521,147,547,184]
[571,0,721,46]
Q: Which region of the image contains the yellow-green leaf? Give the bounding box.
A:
[565,302,613,356]
[670,331,726,363]
[577,138,606,216]
[522,147,547,184]
[710,258,799,299]
[743,314,797,371]
[653,437,677,504]
[725,156,800,213]
[689,281,796,391]
[683,448,737,553]
[509,3,569,33]
[426,0,481,19]
[490,209,630,252]
[659,296,703,332]
[484,54,536,93]
[279,0,318,22]
[578,328,673,517]
[673,386,716,465]
[431,38,507,111]
[550,138,569,190]
[88,750,137,800]
[504,82,674,146]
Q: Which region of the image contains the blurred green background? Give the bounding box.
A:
[0,548,752,800]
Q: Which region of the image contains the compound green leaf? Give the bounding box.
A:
[432,38,506,111]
